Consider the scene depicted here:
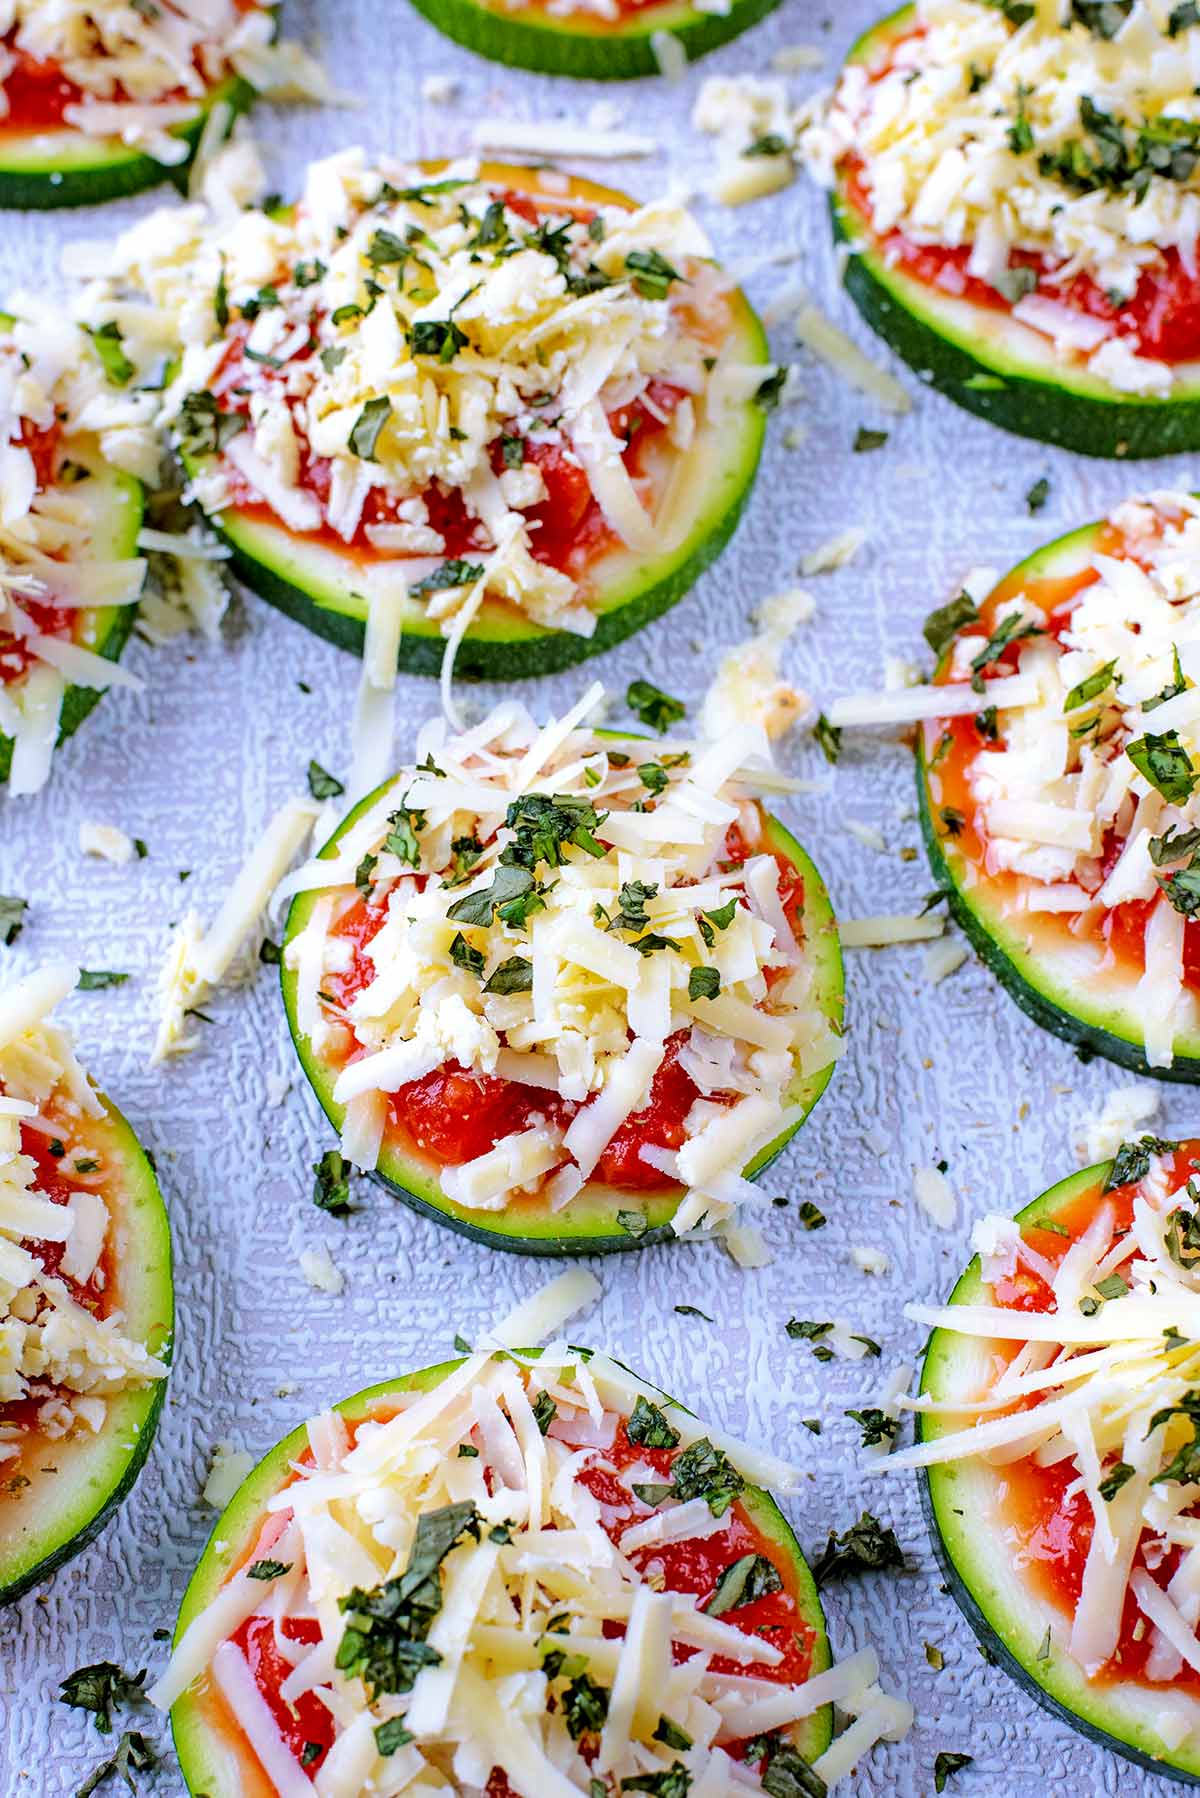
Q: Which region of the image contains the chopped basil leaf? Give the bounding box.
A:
[1070,0,1132,35]
[810,1511,905,1588]
[1127,729,1198,803]
[294,258,326,287]
[59,1662,146,1735]
[258,937,282,965]
[674,1304,714,1320]
[853,425,889,452]
[923,591,978,658]
[624,247,684,301]
[969,611,1043,676]
[1025,474,1050,514]
[616,1208,649,1238]
[447,865,535,928]
[0,895,27,946]
[449,932,485,978]
[637,761,669,796]
[312,1147,353,1215]
[247,1558,292,1580]
[76,1730,155,1798]
[1098,1460,1135,1500]
[84,321,134,386]
[562,1671,609,1739]
[307,759,345,800]
[846,1406,900,1447]
[411,559,485,599]
[1094,1272,1129,1300]
[335,1502,480,1696]
[1063,659,1118,712]
[177,390,247,458]
[798,1200,826,1229]
[374,1718,413,1755]
[1143,644,1187,711]
[77,970,128,990]
[626,1394,681,1449]
[688,965,721,1002]
[214,255,229,329]
[1149,824,1200,867]
[814,713,841,764]
[702,1552,782,1616]
[626,679,685,731]
[754,366,787,412]
[933,1751,974,1793]
[1105,1134,1178,1191]
[654,1717,693,1751]
[532,1391,557,1435]
[349,395,392,460]
[668,1438,744,1516]
[457,1443,479,1457]
[482,955,533,995]
[409,317,469,362]
[744,132,790,157]
[631,1481,673,1507]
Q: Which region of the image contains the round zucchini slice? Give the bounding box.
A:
[170,1355,833,1793]
[920,1147,1200,1783]
[0,1096,172,1605]
[403,0,780,80]
[282,779,843,1256]
[187,163,768,682]
[917,517,1200,1081]
[0,72,254,210]
[0,444,144,789]
[829,6,1200,459]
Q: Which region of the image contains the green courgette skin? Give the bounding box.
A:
[0,1098,172,1607]
[170,1354,833,1794]
[216,454,760,681]
[0,73,254,210]
[282,783,843,1255]
[830,6,1200,459]
[404,0,779,78]
[919,1159,1200,1784]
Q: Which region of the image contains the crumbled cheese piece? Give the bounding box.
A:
[79,823,136,865]
[700,588,813,742]
[1074,1085,1161,1167]
[922,939,968,985]
[420,73,458,104]
[845,820,887,853]
[913,1165,956,1230]
[801,527,866,576]
[298,1243,345,1295]
[840,915,944,948]
[650,28,687,81]
[202,1440,253,1508]
[883,656,922,691]
[794,304,910,412]
[851,1245,890,1276]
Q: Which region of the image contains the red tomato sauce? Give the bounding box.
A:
[231,1616,336,1772]
[921,519,1200,991]
[989,1146,1200,1692]
[320,810,805,1196]
[844,125,1200,364]
[578,1416,818,1695]
[0,46,86,130]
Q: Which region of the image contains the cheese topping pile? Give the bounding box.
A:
[800,0,1200,393]
[0,0,318,164]
[944,492,1200,1066]
[281,685,840,1234]
[894,1138,1200,1694]
[0,964,167,1464]
[85,148,758,637]
[0,304,231,795]
[151,1284,911,1794]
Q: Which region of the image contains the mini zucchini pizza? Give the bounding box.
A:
[154,1323,911,1792]
[894,1134,1200,1781]
[801,1,1200,457]
[402,0,779,82]
[0,0,296,211]
[912,492,1200,1079]
[0,308,150,796]
[97,151,770,682]
[0,963,171,1605]
[280,690,842,1255]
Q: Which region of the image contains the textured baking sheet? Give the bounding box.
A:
[1,2,1195,1792]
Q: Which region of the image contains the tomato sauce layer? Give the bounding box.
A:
[989,1145,1200,1694]
[218,1397,815,1790]
[844,113,1200,365]
[922,522,1200,992]
[321,813,805,1197]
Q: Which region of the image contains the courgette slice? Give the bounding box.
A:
[916,518,1200,1080]
[282,779,843,1255]
[920,1150,1200,1783]
[0,71,254,210]
[0,1096,172,1605]
[183,163,768,681]
[403,0,780,79]
[0,442,144,788]
[170,1353,833,1793]
[830,5,1200,458]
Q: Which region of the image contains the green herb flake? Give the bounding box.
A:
[814,712,841,764]
[77,970,128,990]
[247,1558,292,1580]
[85,321,134,386]
[923,592,978,659]
[810,1511,905,1588]
[411,559,485,600]
[688,965,721,1002]
[0,895,28,946]
[312,1147,353,1215]
[1063,659,1118,713]
[1025,474,1050,514]
[934,1751,974,1793]
[374,1718,413,1756]
[853,426,889,452]
[626,679,685,732]
[626,1394,680,1450]
[1098,1460,1135,1500]
[1126,729,1197,804]
[702,1552,782,1616]
[59,1662,146,1735]
[307,759,345,801]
